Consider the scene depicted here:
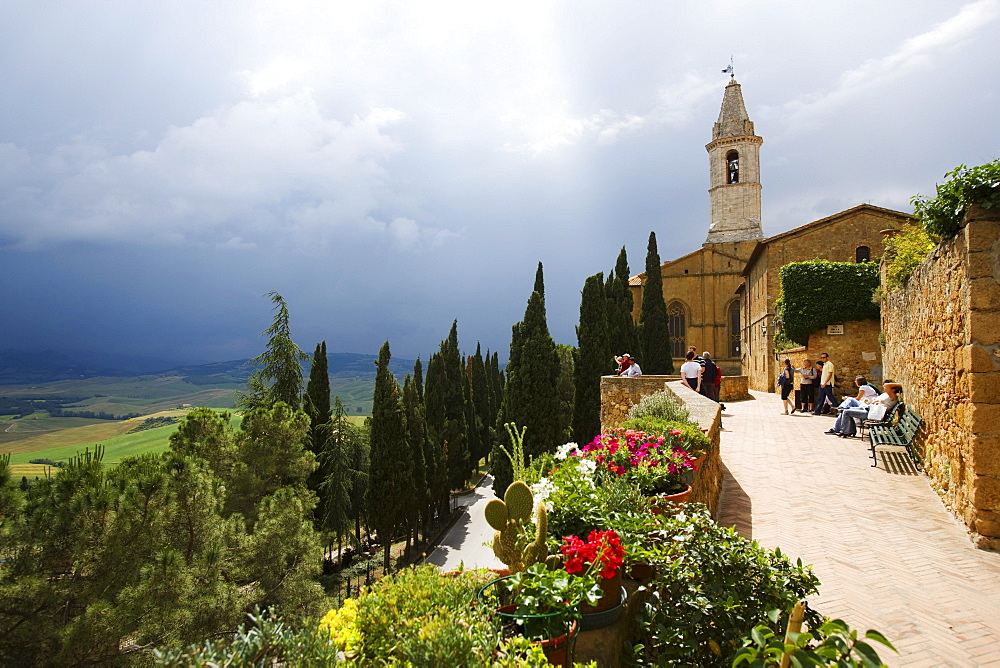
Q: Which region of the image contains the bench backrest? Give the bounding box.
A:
[900,408,922,439]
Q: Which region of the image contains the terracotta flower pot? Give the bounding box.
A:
[650,484,693,515]
[579,569,623,614]
[625,562,654,581]
[496,604,578,667]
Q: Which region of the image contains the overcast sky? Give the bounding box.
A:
[2,1,998,365]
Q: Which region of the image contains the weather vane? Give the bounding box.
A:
[722,56,734,77]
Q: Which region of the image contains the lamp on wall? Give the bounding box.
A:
[760,322,767,337]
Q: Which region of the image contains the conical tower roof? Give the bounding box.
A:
[712,77,755,139]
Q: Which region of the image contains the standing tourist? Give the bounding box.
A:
[701,352,719,401]
[797,359,817,413]
[776,358,795,414]
[680,351,702,392]
[812,353,836,415]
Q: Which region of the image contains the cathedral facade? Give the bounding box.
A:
[630,77,912,384]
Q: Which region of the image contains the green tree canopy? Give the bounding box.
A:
[238,291,309,411]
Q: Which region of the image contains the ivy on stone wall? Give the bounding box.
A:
[776,260,880,347]
[911,160,1000,239]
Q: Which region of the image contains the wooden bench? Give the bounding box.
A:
[859,401,903,441]
[868,406,922,469]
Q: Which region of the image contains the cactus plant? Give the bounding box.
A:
[486,481,550,574]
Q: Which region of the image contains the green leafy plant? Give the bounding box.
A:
[618,418,709,457]
[732,609,897,667]
[627,505,821,666]
[626,390,691,424]
[776,261,880,346]
[880,223,937,293]
[912,160,1000,239]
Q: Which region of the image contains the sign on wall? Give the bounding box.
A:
[827,324,844,335]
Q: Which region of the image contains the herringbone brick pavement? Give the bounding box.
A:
[716,390,1000,667]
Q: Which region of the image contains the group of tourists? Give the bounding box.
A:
[775,352,836,415]
[774,351,903,437]
[614,353,642,378]
[679,346,722,402]
[824,377,902,438]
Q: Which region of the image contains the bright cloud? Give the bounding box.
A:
[0,91,449,250]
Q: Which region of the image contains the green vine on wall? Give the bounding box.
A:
[912,159,1000,239]
[878,224,936,296]
[776,261,880,347]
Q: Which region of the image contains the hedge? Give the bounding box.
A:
[776,261,880,346]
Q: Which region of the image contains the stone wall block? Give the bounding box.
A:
[964,209,1000,252]
[959,344,1000,373]
[968,372,1000,404]
[969,403,1000,432]
[970,311,1000,347]
[975,509,1000,538]
[972,475,1000,509]
[967,250,998,280]
[970,278,1000,311]
[971,436,1000,476]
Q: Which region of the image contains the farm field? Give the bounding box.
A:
[3,410,365,478]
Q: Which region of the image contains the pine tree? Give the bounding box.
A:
[238,291,309,411]
[574,272,610,444]
[367,341,406,573]
[317,397,355,552]
[638,232,674,374]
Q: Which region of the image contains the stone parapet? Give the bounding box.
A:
[881,204,1000,550]
[599,376,726,517]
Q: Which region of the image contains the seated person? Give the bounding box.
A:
[826,380,901,437]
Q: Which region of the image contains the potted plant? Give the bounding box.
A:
[561,529,627,629]
[478,562,602,666]
[579,429,696,509]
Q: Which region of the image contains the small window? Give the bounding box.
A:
[726,150,740,184]
[855,246,871,263]
[729,300,741,358]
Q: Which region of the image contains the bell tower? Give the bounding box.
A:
[705,76,763,244]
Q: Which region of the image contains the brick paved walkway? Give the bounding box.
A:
[717,391,1000,667]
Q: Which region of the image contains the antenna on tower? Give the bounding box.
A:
[721,56,734,77]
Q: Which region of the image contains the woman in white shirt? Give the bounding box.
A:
[679,350,702,392]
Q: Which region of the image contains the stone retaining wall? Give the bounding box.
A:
[599,375,729,517]
[881,204,1000,550]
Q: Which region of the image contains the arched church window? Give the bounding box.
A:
[667,302,686,359]
[728,300,741,358]
[855,245,871,262]
[726,150,739,184]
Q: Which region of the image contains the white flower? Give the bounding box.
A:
[555,442,580,460]
[578,458,597,478]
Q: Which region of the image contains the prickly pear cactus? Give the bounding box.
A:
[485,481,550,574]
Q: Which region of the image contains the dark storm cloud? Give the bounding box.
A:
[1,1,997,362]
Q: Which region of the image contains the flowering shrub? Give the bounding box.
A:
[561,530,626,580]
[581,429,695,494]
[319,597,362,656]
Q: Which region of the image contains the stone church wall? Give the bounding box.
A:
[881,205,1000,550]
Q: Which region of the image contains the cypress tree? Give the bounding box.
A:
[638,232,674,374]
[555,344,575,443]
[304,342,332,511]
[533,262,545,299]
[425,322,469,513]
[574,272,610,444]
[367,341,406,573]
[494,272,560,495]
[468,344,491,466]
[401,375,429,542]
[606,247,640,362]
